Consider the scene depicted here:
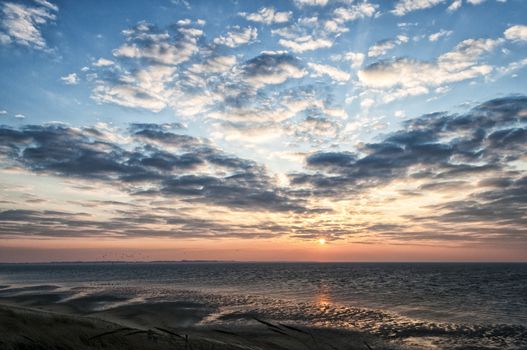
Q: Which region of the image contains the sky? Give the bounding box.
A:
[0,0,526,262]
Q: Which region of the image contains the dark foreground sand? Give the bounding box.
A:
[0,302,400,350]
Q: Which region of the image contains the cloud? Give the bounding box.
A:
[271,9,363,53]
[367,35,409,57]
[92,64,176,112]
[188,55,236,74]
[93,58,115,67]
[318,2,378,35]
[0,1,57,50]
[393,0,489,14]
[239,7,292,24]
[60,73,79,85]
[0,124,311,215]
[308,62,350,82]
[1,97,526,244]
[333,2,378,22]
[333,51,365,68]
[213,26,257,48]
[504,25,527,42]
[293,95,527,191]
[447,0,462,11]
[288,96,527,242]
[392,0,446,16]
[242,52,306,88]
[293,0,329,7]
[112,21,202,65]
[358,38,501,102]
[290,117,341,143]
[428,29,453,42]
[279,36,333,53]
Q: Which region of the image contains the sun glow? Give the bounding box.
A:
[318,238,326,245]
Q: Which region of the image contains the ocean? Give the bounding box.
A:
[0,262,526,349]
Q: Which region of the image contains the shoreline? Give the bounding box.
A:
[0,302,396,350]
[0,275,525,350]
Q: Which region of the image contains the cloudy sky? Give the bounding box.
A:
[0,0,526,262]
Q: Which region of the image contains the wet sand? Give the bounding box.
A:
[0,285,399,350]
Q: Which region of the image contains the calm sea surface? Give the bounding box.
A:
[1,262,526,348]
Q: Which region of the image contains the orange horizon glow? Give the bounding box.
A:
[1,236,526,263]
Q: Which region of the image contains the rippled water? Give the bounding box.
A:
[1,262,526,349]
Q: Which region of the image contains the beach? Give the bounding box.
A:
[0,298,393,350]
[0,263,526,349]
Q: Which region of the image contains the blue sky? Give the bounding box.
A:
[0,0,526,261]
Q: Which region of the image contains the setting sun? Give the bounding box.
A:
[318,238,327,245]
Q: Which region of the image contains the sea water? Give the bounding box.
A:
[0,262,526,348]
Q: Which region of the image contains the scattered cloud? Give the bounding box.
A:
[60,73,79,85]
[392,0,446,16]
[242,52,306,88]
[93,58,115,67]
[309,62,350,82]
[368,35,409,57]
[213,26,257,48]
[0,0,58,50]
[112,21,202,65]
[0,124,308,215]
[333,51,365,68]
[429,29,453,42]
[358,38,501,102]
[239,7,292,24]
[504,25,527,42]
[293,0,329,7]
[279,36,333,53]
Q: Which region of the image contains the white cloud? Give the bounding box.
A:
[60,73,79,85]
[358,38,501,102]
[0,110,7,115]
[368,35,409,57]
[0,1,57,50]
[188,55,237,74]
[429,29,453,42]
[213,26,257,48]
[394,110,405,118]
[279,36,333,53]
[337,51,365,68]
[0,32,11,44]
[239,7,292,24]
[368,41,396,58]
[496,57,527,76]
[176,19,191,26]
[504,25,527,42]
[447,0,462,11]
[271,15,337,53]
[112,22,202,65]
[360,98,375,109]
[14,114,25,119]
[392,0,446,16]
[243,55,307,88]
[92,65,176,112]
[293,0,329,7]
[309,62,350,82]
[333,2,378,23]
[93,58,114,67]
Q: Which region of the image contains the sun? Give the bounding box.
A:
[318,238,326,245]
